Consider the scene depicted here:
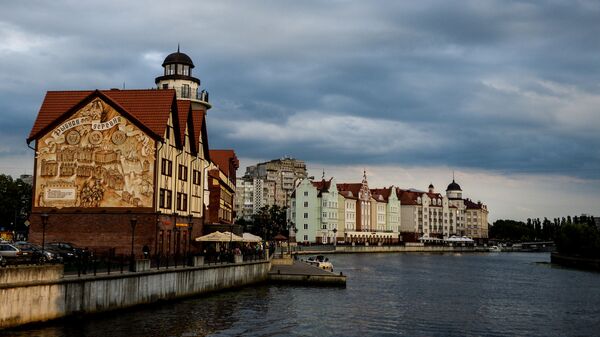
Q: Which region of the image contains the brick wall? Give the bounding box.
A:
[29,211,204,256]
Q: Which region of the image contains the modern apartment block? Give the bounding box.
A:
[234,157,307,219]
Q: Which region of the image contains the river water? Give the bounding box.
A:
[6,252,600,337]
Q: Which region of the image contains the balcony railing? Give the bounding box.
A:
[161,85,210,103]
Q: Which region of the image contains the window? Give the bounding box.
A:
[304,201,308,207]
[304,191,308,196]
[304,224,308,230]
[183,65,189,76]
[161,159,172,176]
[159,188,172,208]
[178,164,188,181]
[162,83,168,89]
[177,192,188,211]
[165,126,171,140]
[182,84,190,98]
[193,169,201,185]
[322,225,327,229]
[304,213,308,219]
[303,235,308,241]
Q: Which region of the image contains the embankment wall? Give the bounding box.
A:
[0,261,270,329]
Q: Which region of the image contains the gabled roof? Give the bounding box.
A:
[337,183,362,196]
[176,100,191,149]
[396,188,419,205]
[28,89,177,143]
[371,188,392,202]
[209,150,239,179]
[311,178,334,197]
[191,109,210,160]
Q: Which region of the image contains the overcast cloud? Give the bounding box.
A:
[1,0,599,221]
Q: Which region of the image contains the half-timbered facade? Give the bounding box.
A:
[26,49,217,255]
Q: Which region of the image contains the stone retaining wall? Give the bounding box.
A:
[0,260,270,329]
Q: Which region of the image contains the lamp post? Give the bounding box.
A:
[40,213,49,257]
[130,216,138,265]
[333,228,338,247]
[187,214,193,264]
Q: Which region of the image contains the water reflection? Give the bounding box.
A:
[4,253,600,337]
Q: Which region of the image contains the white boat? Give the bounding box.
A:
[488,245,501,252]
[306,255,333,272]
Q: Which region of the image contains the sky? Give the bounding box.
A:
[1,0,599,222]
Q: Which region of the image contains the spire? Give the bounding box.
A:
[177,43,180,53]
[362,169,367,183]
[322,169,325,180]
[452,170,455,182]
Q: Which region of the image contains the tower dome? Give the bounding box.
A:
[446,179,462,191]
[155,46,210,109]
[446,179,462,199]
[428,183,434,193]
[162,50,194,68]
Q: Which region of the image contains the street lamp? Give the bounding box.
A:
[40,213,49,257]
[333,228,338,247]
[187,214,193,263]
[130,216,138,263]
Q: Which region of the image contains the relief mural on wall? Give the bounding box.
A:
[35,98,155,208]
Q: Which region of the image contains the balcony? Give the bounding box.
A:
[160,85,210,106]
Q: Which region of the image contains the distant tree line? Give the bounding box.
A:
[491,215,600,258]
[235,205,290,241]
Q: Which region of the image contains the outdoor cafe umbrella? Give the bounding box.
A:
[195,231,233,242]
[242,233,263,243]
[273,234,288,241]
[221,231,244,242]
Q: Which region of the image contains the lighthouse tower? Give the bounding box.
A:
[155,46,211,110]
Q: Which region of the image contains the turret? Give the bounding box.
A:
[155,46,211,110]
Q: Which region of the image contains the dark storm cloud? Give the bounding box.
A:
[1,0,599,178]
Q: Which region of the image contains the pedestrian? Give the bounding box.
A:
[142,244,150,259]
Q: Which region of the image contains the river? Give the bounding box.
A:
[5,252,600,337]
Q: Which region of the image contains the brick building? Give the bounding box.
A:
[207,150,239,225]
[26,49,229,256]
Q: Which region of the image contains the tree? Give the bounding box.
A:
[0,174,32,231]
[243,205,289,241]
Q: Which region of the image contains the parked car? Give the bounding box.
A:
[0,242,47,264]
[13,242,64,263]
[47,242,88,262]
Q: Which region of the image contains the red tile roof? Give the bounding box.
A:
[465,198,486,210]
[191,108,209,159]
[371,187,392,202]
[176,100,191,148]
[209,149,239,179]
[28,89,177,143]
[337,183,363,197]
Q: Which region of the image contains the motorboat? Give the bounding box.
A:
[306,255,333,272]
[488,245,502,252]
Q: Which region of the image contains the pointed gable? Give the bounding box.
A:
[28,89,177,143]
[209,150,239,180]
[175,99,191,149]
